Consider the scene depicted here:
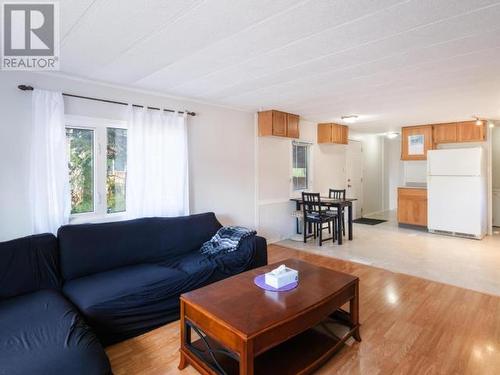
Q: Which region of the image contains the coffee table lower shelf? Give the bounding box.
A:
[181,314,357,375]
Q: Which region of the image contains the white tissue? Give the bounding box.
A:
[271,264,287,275]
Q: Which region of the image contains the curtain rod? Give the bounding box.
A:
[17,85,196,116]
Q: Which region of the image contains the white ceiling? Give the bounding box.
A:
[59,0,500,132]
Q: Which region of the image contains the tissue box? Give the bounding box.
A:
[265,267,299,289]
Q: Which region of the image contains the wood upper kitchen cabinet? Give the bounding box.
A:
[457,121,486,142]
[317,123,333,143]
[397,188,428,227]
[258,110,299,138]
[286,113,300,138]
[433,121,486,143]
[317,123,348,144]
[338,125,349,144]
[401,121,487,160]
[433,123,458,143]
[401,125,433,160]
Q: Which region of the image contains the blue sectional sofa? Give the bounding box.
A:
[0,213,267,375]
[0,233,111,375]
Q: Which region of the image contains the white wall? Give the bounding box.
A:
[383,137,404,210]
[0,71,256,241]
[258,136,292,202]
[491,127,500,189]
[404,161,427,183]
[314,144,347,196]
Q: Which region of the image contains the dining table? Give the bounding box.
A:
[290,197,357,245]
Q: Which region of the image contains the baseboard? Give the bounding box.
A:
[362,210,385,217]
[266,237,281,244]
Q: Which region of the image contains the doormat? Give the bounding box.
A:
[352,218,387,225]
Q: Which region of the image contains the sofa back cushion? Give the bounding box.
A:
[0,234,61,299]
[58,212,222,281]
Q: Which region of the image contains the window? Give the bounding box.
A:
[106,128,127,213]
[292,142,309,191]
[67,128,94,214]
[66,116,127,221]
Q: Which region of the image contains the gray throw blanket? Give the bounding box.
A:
[200,226,256,256]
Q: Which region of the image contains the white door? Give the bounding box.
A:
[346,140,363,219]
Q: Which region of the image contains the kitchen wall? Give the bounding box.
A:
[0,71,256,241]
[491,127,500,189]
[490,127,500,226]
[383,137,404,210]
[363,135,385,215]
[403,161,427,184]
[256,119,349,243]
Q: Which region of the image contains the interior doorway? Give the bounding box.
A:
[346,140,363,219]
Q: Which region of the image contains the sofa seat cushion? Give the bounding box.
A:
[64,264,189,309]
[160,252,216,275]
[0,290,110,375]
[63,263,215,345]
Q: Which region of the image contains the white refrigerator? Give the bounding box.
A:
[427,147,487,239]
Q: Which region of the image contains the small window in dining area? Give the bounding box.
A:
[292,142,309,191]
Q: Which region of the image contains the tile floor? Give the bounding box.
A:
[279,210,500,296]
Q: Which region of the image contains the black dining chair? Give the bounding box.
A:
[302,192,337,246]
[329,189,346,236]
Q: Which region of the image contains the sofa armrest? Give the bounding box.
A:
[249,235,268,269]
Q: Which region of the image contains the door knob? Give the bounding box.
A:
[348,184,352,188]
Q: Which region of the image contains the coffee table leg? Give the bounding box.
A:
[179,300,190,370]
[240,340,254,375]
[350,281,361,342]
[178,351,187,370]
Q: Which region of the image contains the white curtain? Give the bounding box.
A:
[30,89,70,234]
[126,106,189,218]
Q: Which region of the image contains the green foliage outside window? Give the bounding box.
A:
[107,128,127,213]
[67,126,127,216]
[67,128,94,214]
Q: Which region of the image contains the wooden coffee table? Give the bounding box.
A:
[178,258,360,375]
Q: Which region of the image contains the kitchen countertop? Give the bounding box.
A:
[399,183,427,189]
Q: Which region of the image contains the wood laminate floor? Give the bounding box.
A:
[106,244,500,375]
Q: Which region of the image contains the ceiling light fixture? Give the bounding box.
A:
[341,115,358,124]
[386,132,399,139]
[489,121,495,128]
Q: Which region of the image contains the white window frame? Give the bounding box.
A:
[291,141,311,194]
[65,115,127,224]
